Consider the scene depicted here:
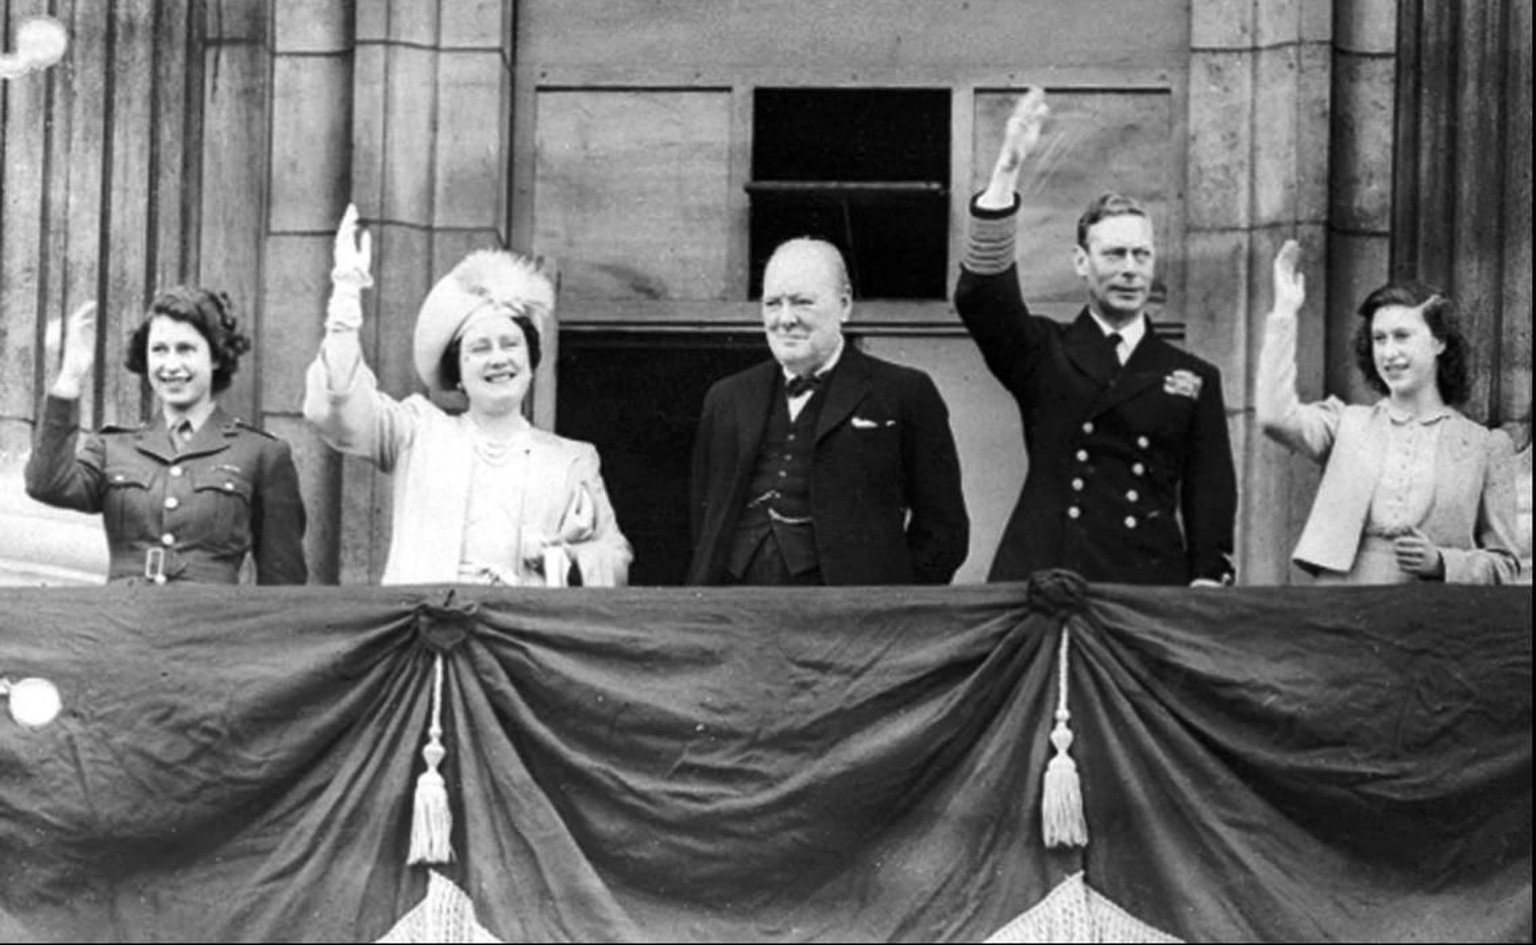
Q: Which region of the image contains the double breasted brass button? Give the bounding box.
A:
[1067,506,1081,519]
[1136,436,1150,449]
[160,533,175,546]
[1082,421,1094,435]
[1075,449,1088,462]
[1071,478,1084,492]
[164,497,180,510]
[1124,516,1137,529]
[1132,462,1145,476]
[1126,490,1139,502]
[170,466,184,477]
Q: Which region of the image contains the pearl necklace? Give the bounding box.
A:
[468,409,534,467]
[472,432,523,467]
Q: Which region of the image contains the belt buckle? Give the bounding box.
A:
[143,547,168,585]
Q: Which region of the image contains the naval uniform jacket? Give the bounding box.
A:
[954,197,1237,585]
[24,395,308,585]
[688,344,969,586]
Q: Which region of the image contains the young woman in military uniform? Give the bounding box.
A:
[24,289,308,585]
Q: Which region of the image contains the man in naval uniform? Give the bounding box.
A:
[954,88,1237,585]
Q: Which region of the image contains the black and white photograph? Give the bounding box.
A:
[0,1,1529,940]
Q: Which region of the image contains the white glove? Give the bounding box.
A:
[326,203,373,333]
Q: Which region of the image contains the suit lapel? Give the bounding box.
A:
[1089,324,1174,418]
[815,344,872,444]
[733,362,778,468]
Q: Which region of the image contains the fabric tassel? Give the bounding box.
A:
[408,654,454,864]
[1042,629,1088,848]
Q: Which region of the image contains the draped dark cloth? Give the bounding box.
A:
[0,579,1528,942]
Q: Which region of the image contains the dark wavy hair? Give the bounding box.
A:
[1352,281,1469,405]
[1075,193,1150,248]
[438,311,542,390]
[125,287,251,394]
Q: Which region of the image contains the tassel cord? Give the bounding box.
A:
[1042,623,1088,848]
[408,653,455,865]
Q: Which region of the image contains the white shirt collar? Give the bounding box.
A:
[1087,310,1147,360]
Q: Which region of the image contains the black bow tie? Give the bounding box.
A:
[785,373,825,398]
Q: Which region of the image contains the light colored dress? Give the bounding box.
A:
[1514,442,1533,585]
[303,355,631,587]
[1255,312,1520,585]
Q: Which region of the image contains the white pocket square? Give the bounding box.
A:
[851,417,878,429]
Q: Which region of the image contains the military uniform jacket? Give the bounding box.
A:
[688,344,969,586]
[955,259,1237,585]
[24,395,308,585]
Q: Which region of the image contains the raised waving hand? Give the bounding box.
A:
[50,301,99,400]
[979,87,1049,210]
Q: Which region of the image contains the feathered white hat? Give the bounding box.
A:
[412,250,556,403]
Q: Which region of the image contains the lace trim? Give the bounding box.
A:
[376,870,501,944]
[985,872,1182,944]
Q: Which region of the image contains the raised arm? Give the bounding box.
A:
[302,204,416,470]
[955,88,1052,391]
[319,203,372,388]
[978,86,1048,212]
[24,302,108,511]
[1255,239,1342,462]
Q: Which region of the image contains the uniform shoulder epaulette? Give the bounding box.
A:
[231,417,278,440]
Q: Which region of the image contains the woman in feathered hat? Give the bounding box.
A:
[303,205,631,586]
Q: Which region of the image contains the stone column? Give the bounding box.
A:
[336,0,517,583]
[1328,0,1396,405]
[1184,0,1333,584]
[266,2,358,584]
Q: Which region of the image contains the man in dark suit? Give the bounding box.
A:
[954,88,1237,585]
[688,238,969,586]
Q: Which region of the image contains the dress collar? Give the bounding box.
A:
[1382,401,1452,426]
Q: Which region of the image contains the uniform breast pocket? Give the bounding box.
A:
[851,417,903,494]
[192,468,255,543]
[1142,388,1199,441]
[102,465,153,537]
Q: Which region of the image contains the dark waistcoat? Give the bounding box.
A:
[725,386,824,577]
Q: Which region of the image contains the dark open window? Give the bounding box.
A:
[555,331,768,586]
[749,88,950,300]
